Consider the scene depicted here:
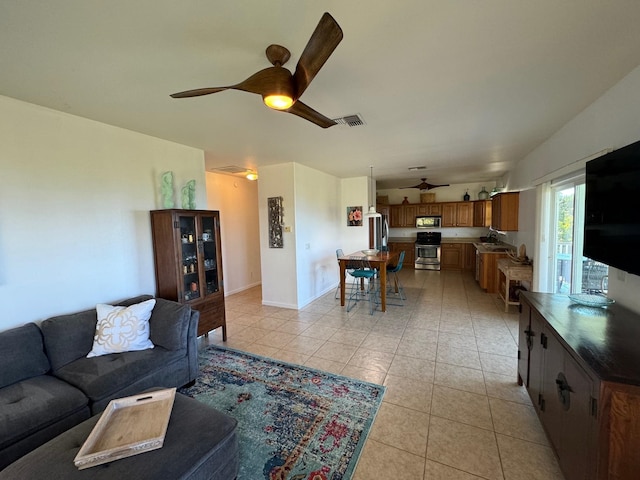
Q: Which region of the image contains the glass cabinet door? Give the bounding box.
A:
[179,215,200,301]
[199,214,220,296]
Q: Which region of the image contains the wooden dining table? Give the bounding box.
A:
[338,250,399,312]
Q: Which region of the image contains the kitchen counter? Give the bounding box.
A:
[387,237,416,243]
[473,242,515,254]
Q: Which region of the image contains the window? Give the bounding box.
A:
[547,178,608,294]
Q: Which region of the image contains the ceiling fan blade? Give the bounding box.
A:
[285,101,337,128]
[293,12,343,99]
[170,87,229,98]
[400,178,450,190]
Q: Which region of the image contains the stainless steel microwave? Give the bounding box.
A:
[415,215,441,228]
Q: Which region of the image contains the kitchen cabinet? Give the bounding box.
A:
[441,202,473,227]
[441,243,463,270]
[463,244,476,271]
[477,251,508,293]
[519,292,640,480]
[417,204,442,216]
[390,205,416,228]
[387,241,414,268]
[473,200,492,227]
[150,209,226,339]
[491,192,519,231]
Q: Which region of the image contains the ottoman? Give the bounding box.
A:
[0,392,238,480]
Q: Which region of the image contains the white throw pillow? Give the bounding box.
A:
[87,299,156,358]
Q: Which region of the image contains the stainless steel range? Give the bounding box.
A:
[415,232,442,270]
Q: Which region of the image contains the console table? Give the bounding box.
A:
[497,258,532,312]
[518,291,640,480]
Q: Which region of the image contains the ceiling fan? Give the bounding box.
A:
[400,178,450,190]
[170,12,343,128]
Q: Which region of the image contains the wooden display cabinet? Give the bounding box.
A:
[150,209,226,339]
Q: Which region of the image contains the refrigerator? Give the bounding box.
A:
[369,213,389,250]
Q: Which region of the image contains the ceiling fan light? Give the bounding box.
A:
[263,94,294,110]
[246,171,258,181]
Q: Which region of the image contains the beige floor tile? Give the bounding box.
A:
[434,363,486,395]
[476,336,518,357]
[241,343,279,358]
[283,335,325,355]
[269,349,310,366]
[273,320,314,334]
[383,373,433,413]
[397,336,438,361]
[436,345,482,370]
[348,348,395,372]
[489,397,548,445]
[479,352,518,376]
[437,331,478,351]
[496,434,565,480]
[300,323,339,340]
[303,355,346,375]
[353,438,426,480]
[360,333,401,353]
[340,365,386,384]
[327,328,369,347]
[430,385,493,430]
[231,326,271,343]
[424,460,486,479]
[427,416,503,480]
[252,316,288,331]
[312,341,358,363]
[387,354,436,382]
[254,330,298,349]
[484,371,532,406]
[370,402,430,456]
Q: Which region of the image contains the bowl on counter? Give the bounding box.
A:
[361,249,379,256]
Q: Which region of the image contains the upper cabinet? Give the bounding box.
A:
[390,204,416,227]
[473,200,492,227]
[491,192,519,231]
[441,202,473,227]
[417,204,442,216]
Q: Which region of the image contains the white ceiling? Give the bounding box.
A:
[2,1,640,189]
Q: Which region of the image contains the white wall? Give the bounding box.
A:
[257,163,368,309]
[506,65,640,313]
[205,172,261,295]
[0,96,206,331]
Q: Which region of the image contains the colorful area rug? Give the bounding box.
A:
[179,345,385,480]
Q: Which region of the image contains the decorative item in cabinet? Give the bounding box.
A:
[150,209,226,339]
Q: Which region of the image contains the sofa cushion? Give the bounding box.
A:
[53,347,184,405]
[0,375,88,451]
[149,298,191,352]
[87,299,156,358]
[0,323,50,389]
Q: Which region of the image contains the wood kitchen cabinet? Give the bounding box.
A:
[463,244,476,271]
[491,192,519,231]
[389,205,416,228]
[387,242,414,269]
[441,202,473,227]
[477,251,508,293]
[473,200,492,227]
[417,204,442,215]
[150,209,226,339]
[519,292,640,480]
[440,243,463,270]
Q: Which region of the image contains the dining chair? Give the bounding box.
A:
[384,250,406,304]
[345,256,378,315]
[334,249,359,299]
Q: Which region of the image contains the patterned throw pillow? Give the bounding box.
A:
[87,299,156,358]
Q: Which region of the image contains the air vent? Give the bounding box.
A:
[333,114,366,127]
[408,166,427,171]
[209,165,248,174]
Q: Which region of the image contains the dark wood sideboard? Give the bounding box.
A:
[518,291,640,480]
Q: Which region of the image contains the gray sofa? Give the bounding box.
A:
[0,295,199,471]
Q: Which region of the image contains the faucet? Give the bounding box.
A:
[487,226,506,243]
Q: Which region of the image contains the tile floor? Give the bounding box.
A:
[200,269,566,480]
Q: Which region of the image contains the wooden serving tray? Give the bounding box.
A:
[74,388,176,469]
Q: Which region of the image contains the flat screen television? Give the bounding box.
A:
[584,139,640,277]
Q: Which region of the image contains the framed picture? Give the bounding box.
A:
[347,206,363,226]
[268,196,284,248]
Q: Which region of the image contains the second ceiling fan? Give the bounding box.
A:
[170,12,343,128]
[400,178,450,190]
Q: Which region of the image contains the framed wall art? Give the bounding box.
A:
[347,206,363,226]
[268,196,284,248]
